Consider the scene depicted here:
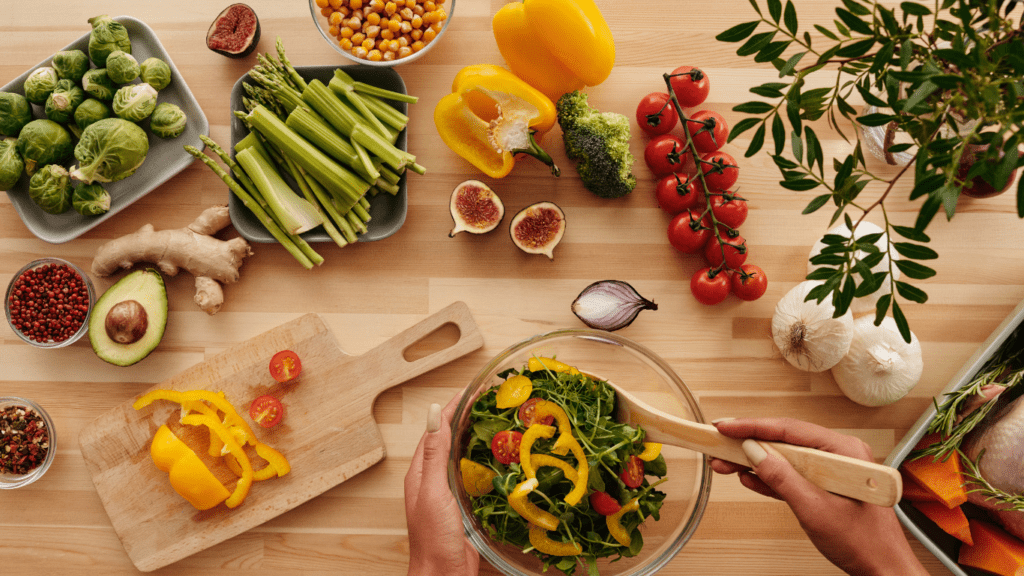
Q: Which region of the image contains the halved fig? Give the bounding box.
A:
[207,4,261,59]
[450,180,504,237]
[510,201,565,259]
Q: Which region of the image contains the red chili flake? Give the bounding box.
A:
[0,406,50,475]
[7,263,89,344]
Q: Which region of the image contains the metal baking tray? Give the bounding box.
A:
[1,16,209,244]
[885,298,1024,576]
[228,65,408,243]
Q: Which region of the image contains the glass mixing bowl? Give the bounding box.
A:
[448,329,712,576]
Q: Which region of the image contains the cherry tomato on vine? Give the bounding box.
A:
[655,174,702,215]
[635,92,678,136]
[731,264,768,301]
[491,430,524,465]
[700,151,740,190]
[644,134,689,176]
[703,234,748,269]
[667,210,711,254]
[620,455,645,488]
[269,350,302,383]
[691,267,731,305]
[710,193,748,229]
[249,395,285,428]
[589,491,622,515]
[688,110,729,154]
[668,65,711,108]
[518,397,555,427]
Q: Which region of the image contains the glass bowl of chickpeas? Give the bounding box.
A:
[310,0,454,66]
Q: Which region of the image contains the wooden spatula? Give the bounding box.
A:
[609,382,902,507]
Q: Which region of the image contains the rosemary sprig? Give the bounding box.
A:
[960,448,1024,511]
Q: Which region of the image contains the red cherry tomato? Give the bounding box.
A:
[491,430,524,465]
[700,151,739,190]
[269,350,302,383]
[732,264,769,301]
[710,193,748,229]
[703,234,747,269]
[620,455,645,488]
[668,66,711,108]
[249,395,285,428]
[644,134,689,176]
[655,174,702,215]
[688,110,729,154]
[667,210,712,254]
[635,92,678,136]
[691,267,731,305]
[518,397,555,427]
[589,490,622,515]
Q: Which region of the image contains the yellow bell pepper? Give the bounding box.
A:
[637,442,662,462]
[434,64,559,179]
[509,478,560,531]
[134,389,258,447]
[460,458,499,497]
[520,424,557,479]
[529,523,583,556]
[530,454,579,483]
[496,375,533,409]
[528,357,580,375]
[607,497,641,547]
[149,424,231,511]
[558,432,589,506]
[492,0,615,102]
[181,413,253,509]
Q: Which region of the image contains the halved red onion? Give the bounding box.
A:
[571,280,657,332]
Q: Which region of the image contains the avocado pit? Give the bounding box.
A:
[104,300,148,344]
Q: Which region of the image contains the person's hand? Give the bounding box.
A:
[711,417,928,576]
[404,393,479,576]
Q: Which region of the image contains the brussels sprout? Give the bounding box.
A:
[0,92,33,137]
[0,138,24,191]
[52,50,90,83]
[149,103,187,139]
[88,14,131,68]
[74,99,112,131]
[45,79,86,125]
[82,69,116,102]
[139,57,172,91]
[106,50,139,84]
[16,119,73,176]
[72,182,111,216]
[71,118,149,183]
[23,67,60,104]
[28,164,73,214]
[112,83,157,123]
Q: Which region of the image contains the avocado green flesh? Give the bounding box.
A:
[89,269,167,367]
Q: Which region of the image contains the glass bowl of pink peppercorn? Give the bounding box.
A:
[5,258,95,348]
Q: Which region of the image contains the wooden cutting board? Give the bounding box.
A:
[78,301,483,572]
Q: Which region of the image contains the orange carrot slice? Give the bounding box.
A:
[900,433,968,508]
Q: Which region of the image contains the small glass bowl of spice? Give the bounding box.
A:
[0,397,56,489]
[5,258,95,348]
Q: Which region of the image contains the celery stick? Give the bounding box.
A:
[354,91,408,131]
[237,147,324,234]
[332,69,418,104]
[297,165,359,244]
[285,106,379,181]
[379,165,401,185]
[374,177,400,195]
[351,140,379,182]
[282,155,347,248]
[334,80,392,140]
[346,210,367,234]
[353,202,371,223]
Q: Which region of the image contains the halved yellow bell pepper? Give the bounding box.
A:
[492,0,615,101]
[520,424,557,479]
[607,497,641,547]
[638,442,662,462]
[460,457,498,497]
[181,413,253,509]
[149,425,231,511]
[434,64,559,178]
[529,523,583,556]
[509,478,560,531]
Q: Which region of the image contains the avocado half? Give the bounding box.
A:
[89,269,168,367]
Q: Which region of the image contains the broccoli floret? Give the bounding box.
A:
[556,91,637,199]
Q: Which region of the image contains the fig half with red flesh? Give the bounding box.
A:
[207,4,261,59]
[510,201,566,259]
[449,180,504,237]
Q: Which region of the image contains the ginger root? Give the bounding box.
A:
[92,205,253,315]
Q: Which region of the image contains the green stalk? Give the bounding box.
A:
[353,90,408,131]
[351,140,379,182]
[201,135,270,214]
[285,106,379,181]
[353,201,371,223]
[346,210,367,234]
[236,147,324,234]
[282,155,348,248]
[333,79,392,140]
[332,68,418,103]
[276,37,308,92]
[379,165,401,185]
[375,178,400,195]
[297,165,359,244]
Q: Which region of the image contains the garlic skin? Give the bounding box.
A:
[831,315,923,407]
[807,222,900,315]
[771,281,855,372]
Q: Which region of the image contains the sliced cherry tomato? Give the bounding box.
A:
[269,350,302,383]
[644,134,689,176]
[589,490,622,515]
[732,264,769,301]
[635,92,678,136]
[710,193,748,229]
[691,266,731,305]
[620,455,645,488]
[655,174,702,215]
[703,234,748,269]
[688,110,729,154]
[700,151,739,190]
[667,210,711,254]
[668,66,710,108]
[491,430,524,465]
[518,397,555,427]
[249,395,284,428]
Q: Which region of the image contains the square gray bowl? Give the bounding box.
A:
[1,16,209,244]
[228,65,408,243]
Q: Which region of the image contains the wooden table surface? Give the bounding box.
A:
[2,1,1022,574]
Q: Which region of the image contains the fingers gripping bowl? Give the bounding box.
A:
[449,330,711,576]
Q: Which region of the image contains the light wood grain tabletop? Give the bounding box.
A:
[2,1,1022,575]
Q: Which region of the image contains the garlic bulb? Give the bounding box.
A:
[807,221,900,315]
[771,281,855,372]
[832,315,923,407]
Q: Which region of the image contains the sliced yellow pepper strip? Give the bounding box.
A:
[181,413,253,509]
[254,443,290,478]
[533,399,572,455]
[529,523,583,557]
[520,424,557,479]
[527,357,580,375]
[637,442,662,462]
[607,497,641,547]
[460,458,498,497]
[496,375,533,409]
[149,425,230,511]
[558,432,589,506]
[530,454,578,483]
[509,478,559,531]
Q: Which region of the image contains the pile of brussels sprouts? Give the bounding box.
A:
[0,14,189,217]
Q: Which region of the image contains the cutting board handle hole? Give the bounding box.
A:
[402,322,462,362]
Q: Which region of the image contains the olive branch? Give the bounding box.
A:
[718,0,1024,342]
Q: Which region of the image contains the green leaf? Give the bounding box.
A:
[768,0,783,22]
[834,276,856,316]
[909,173,945,200]
[755,41,792,63]
[772,154,799,170]
[835,19,851,37]
[787,97,803,136]
[728,117,763,142]
[806,127,824,175]
[892,225,931,242]
[892,242,939,260]
[746,123,766,157]
[914,194,942,232]
[784,0,799,34]
[807,267,837,280]
[892,301,912,343]
[929,74,965,89]
[791,131,804,163]
[803,193,832,214]
[901,1,932,16]
[868,41,896,76]
[900,40,914,69]
[821,234,849,245]
[811,254,848,267]
[875,293,892,325]
[896,281,928,304]
[814,24,839,40]
[902,80,939,113]
[750,84,785,98]
[733,101,775,114]
[781,179,821,191]
[856,83,888,107]
[937,184,960,220]
[717,20,762,42]
[772,113,785,155]
[861,252,886,268]
[749,0,762,15]
[778,51,807,77]
[857,113,898,127]
[887,143,914,153]
[895,260,937,279]
[836,38,876,58]
[842,0,872,16]
[738,31,777,57]
[835,8,874,34]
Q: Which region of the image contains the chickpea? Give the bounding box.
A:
[384,1,397,15]
[367,12,381,25]
[352,31,366,44]
[383,50,396,61]
[398,46,413,59]
[339,38,354,50]
[349,0,363,8]
[329,11,344,25]
[367,49,383,61]
[320,6,333,17]
[422,27,436,42]
[329,25,340,36]
[400,7,414,20]
[352,46,369,59]
[411,29,422,41]
[424,1,435,10]
[380,28,395,40]
[365,24,381,38]
[341,26,355,38]
[329,0,342,7]
[316,0,329,7]
[411,40,425,52]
